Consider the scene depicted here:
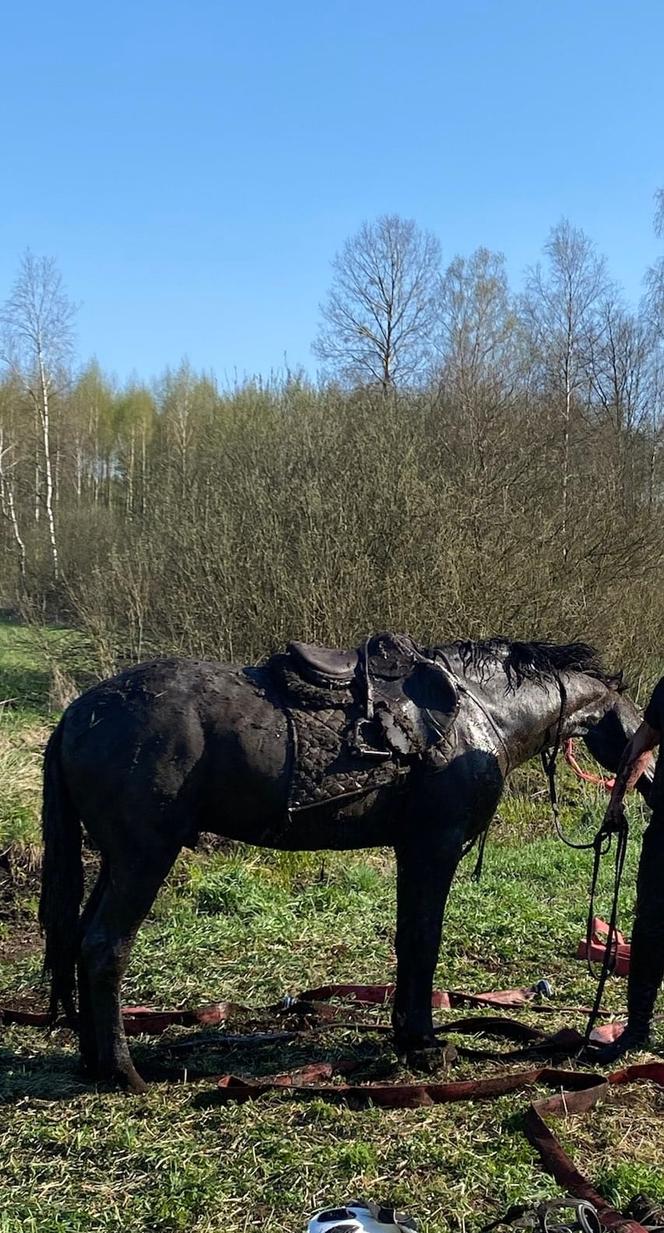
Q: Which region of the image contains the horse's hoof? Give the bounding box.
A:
[90,1063,149,1094]
[399,1038,458,1072]
[118,1068,149,1095]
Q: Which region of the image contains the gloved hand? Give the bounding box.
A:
[601,800,626,835]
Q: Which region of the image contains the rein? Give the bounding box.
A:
[583,814,629,1043]
[540,678,598,853]
[541,678,629,1044]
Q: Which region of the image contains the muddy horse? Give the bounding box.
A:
[39,634,652,1092]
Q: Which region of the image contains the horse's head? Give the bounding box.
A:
[438,637,655,798]
[566,673,654,802]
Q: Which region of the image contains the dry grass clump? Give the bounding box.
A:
[0,725,45,852]
[47,662,79,712]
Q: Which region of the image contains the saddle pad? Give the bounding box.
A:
[288,704,405,810]
[266,635,459,811]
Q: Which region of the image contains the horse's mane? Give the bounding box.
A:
[443,637,618,690]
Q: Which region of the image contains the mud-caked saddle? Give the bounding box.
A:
[287,631,459,763]
[270,631,460,811]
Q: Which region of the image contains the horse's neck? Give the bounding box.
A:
[480,676,565,767]
[460,667,610,770]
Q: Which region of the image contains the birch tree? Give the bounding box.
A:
[0,381,27,578]
[313,215,440,390]
[0,251,76,580]
[586,295,654,511]
[522,221,607,561]
[642,190,664,508]
[644,189,664,334]
[114,383,156,517]
[436,247,520,408]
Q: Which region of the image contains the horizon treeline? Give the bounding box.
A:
[1,207,664,687]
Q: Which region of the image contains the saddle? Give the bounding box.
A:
[287,632,459,762]
[289,642,360,684]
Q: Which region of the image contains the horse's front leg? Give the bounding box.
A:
[392,818,465,1056]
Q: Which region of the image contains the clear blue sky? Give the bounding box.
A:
[2,0,662,384]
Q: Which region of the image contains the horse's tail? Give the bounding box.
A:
[38,717,83,1025]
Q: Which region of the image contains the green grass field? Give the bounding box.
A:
[1,618,663,1233]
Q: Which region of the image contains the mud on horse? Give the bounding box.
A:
[39,634,652,1092]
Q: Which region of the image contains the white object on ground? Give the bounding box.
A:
[308,1201,418,1232]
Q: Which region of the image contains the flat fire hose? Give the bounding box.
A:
[213,1061,664,1233]
[4,980,655,1233]
[0,979,619,1036]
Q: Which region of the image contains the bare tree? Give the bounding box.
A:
[313,215,440,390]
[0,251,76,580]
[643,341,664,510]
[644,188,664,335]
[436,248,520,404]
[0,424,26,579]
[522,220,607,560]
[586,294,654,511]
[588,296,650,435]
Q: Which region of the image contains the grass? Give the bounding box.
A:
[1,617,663,1232]
[0,615,88,853]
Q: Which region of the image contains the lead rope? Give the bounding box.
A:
[541,679,600,853]
[583,812,629,1045]
[539,679,629,1046]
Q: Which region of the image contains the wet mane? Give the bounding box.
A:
[442,637,617,690]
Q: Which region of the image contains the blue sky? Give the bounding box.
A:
[1,0,663,384]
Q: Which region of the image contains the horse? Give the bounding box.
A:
[38,634,652,1092]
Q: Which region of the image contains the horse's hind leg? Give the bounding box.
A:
[80,842,180,1093]
[77,862,109,1076]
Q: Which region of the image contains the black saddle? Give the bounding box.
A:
[287,632,459,761]
[289,640,359,684]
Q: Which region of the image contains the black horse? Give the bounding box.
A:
[39,634,651,1093]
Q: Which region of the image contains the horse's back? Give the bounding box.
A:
[58,657,290,847]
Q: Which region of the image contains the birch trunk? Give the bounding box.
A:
[562,356,571,564]
[126,426,135,516]
[0,430,27,578]
[38,352,59,580]
[34,404,41,523]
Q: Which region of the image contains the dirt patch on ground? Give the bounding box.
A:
[0,844,101,967]
[0,852,42,973]
[0,924,42,979]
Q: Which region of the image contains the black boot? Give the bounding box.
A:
[594,818,664,1064]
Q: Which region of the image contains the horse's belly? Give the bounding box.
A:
[206,789,397,852]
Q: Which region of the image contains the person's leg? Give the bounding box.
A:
[596,813,664,1061]
[625,813,664,1044]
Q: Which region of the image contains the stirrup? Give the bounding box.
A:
[308,1201,418,1232]
[351,718,392,761]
